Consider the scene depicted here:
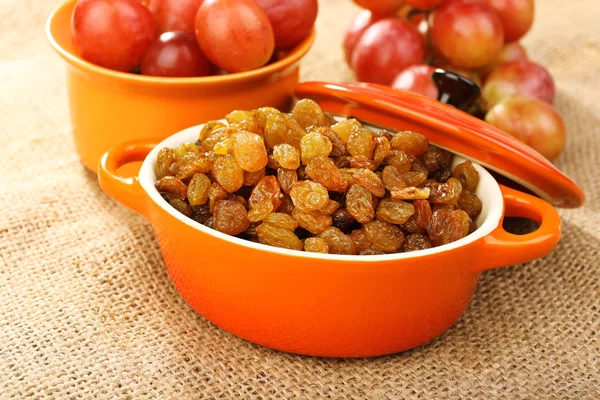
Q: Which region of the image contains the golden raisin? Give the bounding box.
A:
[199,121,227,141]
[382,165,407,191]
[156,148,175,179]
[373,136,391,167]
[304,237,329,253]
[243,168,266,186]
[208,183,229,213]
[421,146,453,172]
[376,198,415,225]
[384,150,413,173]
[256,223,303,251]
[174,154,214,181]
[292,208,333,234]
[352,168,386,197]
[349,228,373,252]
[458,190,483,219]
[155,176,188,199]
[452,160,480,192]
[263,213,299,230]
[331,118,361,143]
[413,199,432,229]
[213,200,250,235]
[264,112,306,149]
[402,233,432,252]
[233,131,268,172]
[347,126,374,159]
[389,131,428,156]
[248,200,274,222]
[277,168,298,195]
[212,154,244,193]
[319,227,357,255]
[300,131,332,164]
[349,156,377,171]
[427,209,464,246]
[391,187,431,200]
[363,220,405,253]
[305,156,348,192]
[187,173,211,206]
[291,98,326,129]
[273,144,301,170]
[317,127,346,158]
[249,176,283,210]
[403,171,427,187]
[346,184,375,224]
[290,180,329,212]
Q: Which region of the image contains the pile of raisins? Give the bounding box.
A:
[153,99,483,255]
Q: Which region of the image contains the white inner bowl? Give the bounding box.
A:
[139,119,504,262]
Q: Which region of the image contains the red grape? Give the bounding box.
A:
[141,32,211,77]
[343,10,377,65]
[352,0,406,16]
[152,0,205,35]
[485,95,565,161]
[483,60,555,108]
[351,18,426,85]
[404,0,446,10]
[482,0,534,43]
[71,0,157,72]
[195,0,275,72]
[256,0,318,50]
[480,42,528,80]
[391,65,438,99]
[430,0,504,69]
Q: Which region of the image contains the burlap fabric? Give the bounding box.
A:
[1,0,598,398]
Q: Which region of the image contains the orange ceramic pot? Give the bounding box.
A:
[98,121,561,358]
[45,0,315,172]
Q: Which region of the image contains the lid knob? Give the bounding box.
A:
[432,68,481,111]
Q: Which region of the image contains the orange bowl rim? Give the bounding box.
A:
[45,0,316,87]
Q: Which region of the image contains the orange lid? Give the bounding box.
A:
[294,81,585,208]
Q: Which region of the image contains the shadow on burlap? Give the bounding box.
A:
[0,0,598,398]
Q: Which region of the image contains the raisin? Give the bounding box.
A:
[277,196,295,215]
[212,137,235,156]
[174,154,214,181]
[413,199,432,229]
[304,237,329,253]
[351,168,385,197]
[300,131,332,164]
[468,218,477,234]
[251,107,280,131]
[323,112,337,127]
[199,121,227,141]
[305,156,348,192]
[328,191,347,208]
[346,184,375,224]
[319,227,357,255]
[241,222,261,242]
[334,156,352,169]
[427,209,464,246]
[156,148,175,179]
[249,176,283,210]
[297,166,309,180]
[458,190,483,219]
[256,223,303,251]
[243,168,266,186]
[173,143,200,160]
[233,131,268,172]
[317,127,346,158]
[402,233,432,252]
[190,204,210,224]
[384,150,413,173]
[373,136,391,167]
[290,180,329,212]
[155,176,188,199]
[411,158,429,173]
[391,187,431,200]
[359,248,386,255]
[332,209,356,233]
[349,156,377,171]
[400,217,424,234]
[187,173,211,206]
[292,98,326,129]
[373,130,393,141]
[452,209,470,236]
[292,208,333,234]
[347,126,374,159]
[202,128,232,151]
[452,160,479,192]
[213,200,250,235]
[248,200,274,222]
[264,112,306,149]
[389,131,428,156]
[331,119,361,143]
[273,144,301,170]
[363,221,405,253]
[212,154,244,193]
[422,146,453,172]
[277,168,298,195]
[430,165,452,182]
[225,109,253,125]
[349,228,373,252]
[403,171,427,187]
[321,199,340,215]
[228,194,248,209]
[263,213,299,230]
[208,183,229,213]
[382,165,407,191]
[376,198,415,225]
[266,153,281,169]
[167,197,192,217]
[423,178,461,204]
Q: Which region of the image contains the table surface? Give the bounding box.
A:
[1,0,599,398]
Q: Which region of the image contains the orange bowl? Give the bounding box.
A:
[98,118,562,358]
[45,0,315,172]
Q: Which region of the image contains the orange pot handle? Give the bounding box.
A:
[475,185,562,272]
[97,139,159,217]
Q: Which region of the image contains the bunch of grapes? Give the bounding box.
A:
[344,0,566,162]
